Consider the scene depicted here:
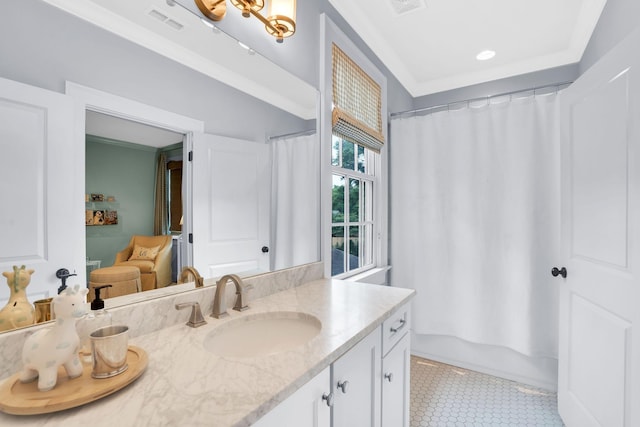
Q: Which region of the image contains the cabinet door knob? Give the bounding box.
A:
[551,267,567,278]
[384,372,393,382]
[322,392,334,407]
[337,380,349,393]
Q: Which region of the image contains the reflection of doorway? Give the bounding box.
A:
[167,159,183,233]
[84,111,184,286]
[67,82,205,286]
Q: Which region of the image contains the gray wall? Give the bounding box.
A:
[183,0,414,114]
[411,64,579,112]
[0,0,306,142]
[0,0,412,132]
[580,0,640,74]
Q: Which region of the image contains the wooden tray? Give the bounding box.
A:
[0,346,148,415]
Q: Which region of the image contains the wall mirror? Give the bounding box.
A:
[0,0,320,333]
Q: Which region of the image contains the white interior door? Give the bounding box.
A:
[0,77,78,305]
[191,133,270,278]
[558,28,640,427]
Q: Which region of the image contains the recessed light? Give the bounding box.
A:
[476,50,496,61]
[238,41,251,50]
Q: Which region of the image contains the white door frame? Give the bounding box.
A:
[65,82,204,283]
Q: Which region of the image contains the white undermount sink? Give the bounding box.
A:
[203,311,322,358]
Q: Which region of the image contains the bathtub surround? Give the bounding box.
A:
[411,334,559,391]
[0,262,323,381]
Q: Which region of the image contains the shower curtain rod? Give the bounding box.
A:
[390,81,573,119]
[267,128,316,141]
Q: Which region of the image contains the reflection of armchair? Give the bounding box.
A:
[113,235,172,291]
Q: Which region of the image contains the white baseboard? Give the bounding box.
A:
[411,332,558,391]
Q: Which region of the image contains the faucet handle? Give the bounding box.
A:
[175,302,207,328]
[232,277,249,312]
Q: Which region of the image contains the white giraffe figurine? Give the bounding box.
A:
[20,285,88,391]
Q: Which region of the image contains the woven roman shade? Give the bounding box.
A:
[332,43,385,152]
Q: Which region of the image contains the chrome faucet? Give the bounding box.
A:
[211,274,249,319]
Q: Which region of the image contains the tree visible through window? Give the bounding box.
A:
[331,134,375,276]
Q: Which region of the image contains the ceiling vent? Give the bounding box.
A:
[389,0,426,15]
[147,8,184,31]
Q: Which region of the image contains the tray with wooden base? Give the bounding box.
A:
[0,345,148,415]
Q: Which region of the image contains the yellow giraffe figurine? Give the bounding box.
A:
[0,265,36,332]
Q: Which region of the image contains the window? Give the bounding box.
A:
[331,134,377,276]
[322,18,388,279]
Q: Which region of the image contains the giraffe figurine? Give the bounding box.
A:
[0,265,36,332]
[20,284,88,391]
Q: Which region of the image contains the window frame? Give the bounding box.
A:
[330,136,378,277]
[321,14,388,280]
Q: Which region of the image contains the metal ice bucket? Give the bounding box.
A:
[90,325,129,378]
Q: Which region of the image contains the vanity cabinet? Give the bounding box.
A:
[332,326,381,427]
[382,333,410,427]
[253,366,331,427]
[381,302,411,427]
[254,302,411,427]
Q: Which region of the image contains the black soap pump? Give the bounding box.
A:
[91,284,112,312]
[78,284,113,364]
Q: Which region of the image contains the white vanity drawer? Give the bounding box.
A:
[382,302,411,357]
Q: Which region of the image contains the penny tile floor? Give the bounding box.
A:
[410,356,564,427]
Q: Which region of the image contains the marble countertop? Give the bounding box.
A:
[0,279,414,426]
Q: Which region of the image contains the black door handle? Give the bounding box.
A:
[261,246,269,253]
[56,268,77,294]
[551,267,567,278]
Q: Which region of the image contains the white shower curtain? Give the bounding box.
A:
[390,93,561,358]
[271,133,320,271]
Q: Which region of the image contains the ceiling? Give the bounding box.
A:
[86,111,184,148]
[43,0,607,103]
[329,0,607,97]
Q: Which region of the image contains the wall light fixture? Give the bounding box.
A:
[194,0,296,43]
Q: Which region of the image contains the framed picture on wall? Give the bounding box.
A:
[92,210,105,225]
[85,210,93,225]
[105,210,118,225]
[90,193,104,202]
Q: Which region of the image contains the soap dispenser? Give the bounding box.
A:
[77,284,113,364]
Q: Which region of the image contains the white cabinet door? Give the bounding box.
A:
[253,366,331,427]
[191,133,270,278]
[0,77,78,306]
[382,333,410,427]
[558,27,640,427]
[332,327,381,427]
